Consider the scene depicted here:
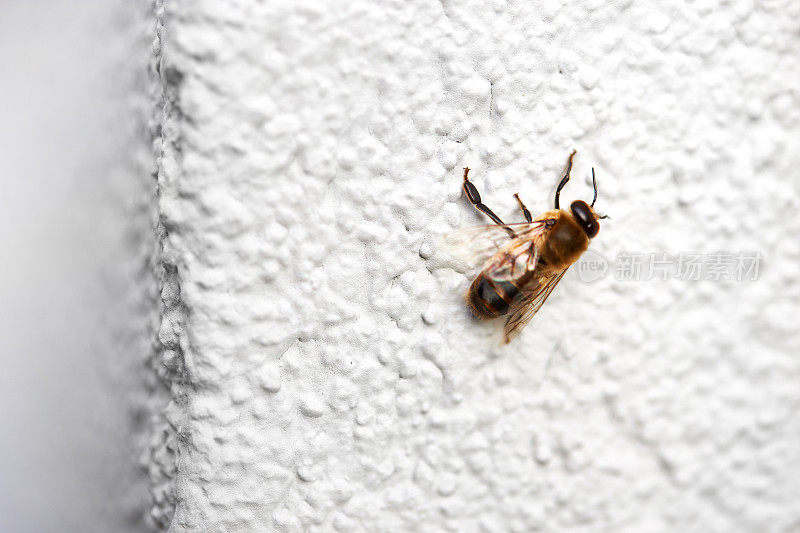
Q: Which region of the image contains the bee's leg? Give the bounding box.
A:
[462,167,516,238]
[513,193,532,223]
[526,243,538,269]
[554,150,577,210]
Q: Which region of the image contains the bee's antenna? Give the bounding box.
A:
[554,150,577,209]
[591,168,598,207]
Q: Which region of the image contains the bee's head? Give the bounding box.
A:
[566,168,608,239]
[570,200,602,238]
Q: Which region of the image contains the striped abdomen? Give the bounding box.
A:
[466,272,528,319]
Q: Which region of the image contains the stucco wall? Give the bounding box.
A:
[153,0,800,531]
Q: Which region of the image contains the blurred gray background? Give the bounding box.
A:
[0,2,152,531]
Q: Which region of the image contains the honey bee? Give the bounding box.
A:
[444,151,607,343]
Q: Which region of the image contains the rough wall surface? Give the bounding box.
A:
[155,0,800,531]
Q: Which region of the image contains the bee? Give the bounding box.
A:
[444,151,607,343]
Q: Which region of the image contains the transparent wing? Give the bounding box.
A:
[485,243,539,282]
[440,220,550,270]
[502,267,569,344]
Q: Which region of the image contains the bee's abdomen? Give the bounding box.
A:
[466,272,520,319]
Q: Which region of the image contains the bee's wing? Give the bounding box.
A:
[440,221,550,271]
[485,243,539,282]
[502,267,569,344]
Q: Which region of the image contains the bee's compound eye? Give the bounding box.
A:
[570,200,599,238]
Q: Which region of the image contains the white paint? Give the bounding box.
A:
[154,0,800,531]
[0,2,154,532]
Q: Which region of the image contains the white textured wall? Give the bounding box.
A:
[155,0,800,531]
